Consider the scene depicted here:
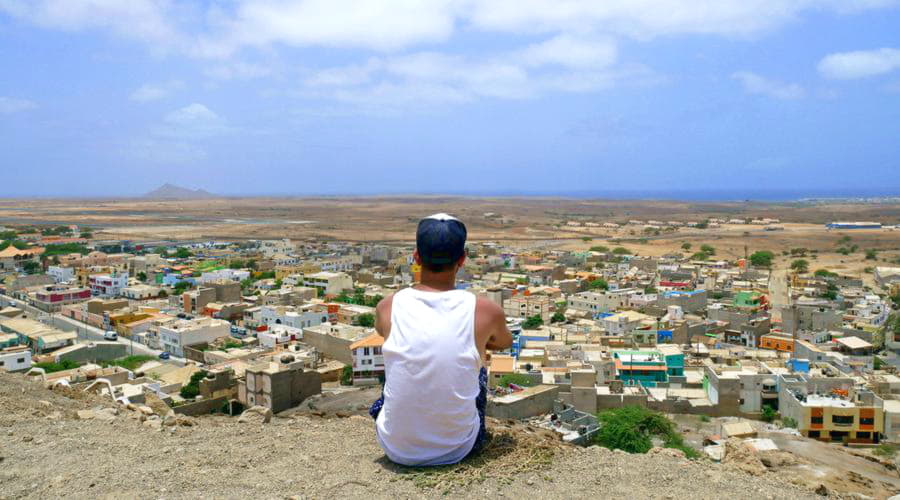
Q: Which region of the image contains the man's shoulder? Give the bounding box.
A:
[376,293,395,313]
[474,296,503,319]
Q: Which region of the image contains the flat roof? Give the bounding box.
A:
[835,336,872,350]
[804,394,855,408]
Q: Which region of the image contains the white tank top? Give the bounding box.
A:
[375,287,481,466]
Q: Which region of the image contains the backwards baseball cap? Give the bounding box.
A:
[416,213,467,266]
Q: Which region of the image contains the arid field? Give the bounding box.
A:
[2,196,898,281]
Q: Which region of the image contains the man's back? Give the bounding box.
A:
[375,287,481,466]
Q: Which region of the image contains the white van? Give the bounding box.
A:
[103,331,118,341]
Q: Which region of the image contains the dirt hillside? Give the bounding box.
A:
[0,372,823,499]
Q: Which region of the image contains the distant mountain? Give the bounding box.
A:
[144,183,217,199]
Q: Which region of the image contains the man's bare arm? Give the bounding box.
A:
[375,295,393,339]
[476,297,513,351]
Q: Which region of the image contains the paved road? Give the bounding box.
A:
[1,294,186,366]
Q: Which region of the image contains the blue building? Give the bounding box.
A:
[825,222,882,230]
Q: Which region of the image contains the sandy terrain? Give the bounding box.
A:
[1,196,898,277]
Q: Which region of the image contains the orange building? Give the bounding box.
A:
[759,334,794,352]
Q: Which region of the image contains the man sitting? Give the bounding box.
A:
[369,213,513,466]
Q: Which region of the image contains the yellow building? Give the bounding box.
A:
[784,390,884,444]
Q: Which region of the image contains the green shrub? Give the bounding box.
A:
[522,314,544,330]
[103,355,156,371]
[34,360,81,373]
[761,405,778,423]
[594,406,699,458]
[873,443,898,457]
[179,370,208,399]
[497,373,536,388]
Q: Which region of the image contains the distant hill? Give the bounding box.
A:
[144,183,217,199]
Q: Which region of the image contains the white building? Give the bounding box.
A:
[0,347,31,372]
[198,268,251,284]
[259,239,294,257]
[601,311,650,336]
[258,325,302,348]
[350,333,385,382]
[47,266,75,283]
[158,317,230,357]
[319,255,362,272]
[271,254,298,267]
[568,290,634,315]
[121,284,161,300]
[302,271,353,296]
[89,273,129,298]
[260,305,328,330]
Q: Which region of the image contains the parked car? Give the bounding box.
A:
[158,351,170,360]
[103,331,118,341]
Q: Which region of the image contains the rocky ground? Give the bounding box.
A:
[0,371,868,499]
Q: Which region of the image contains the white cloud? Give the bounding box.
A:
[0,0,182,49]
[0,96,37,113]
[299,43,654,112]
[517,35,617,69]
[305,58,383,87]
[154,103,230,139]
[732,71,805,99]
[818,48,900,79]
[2,0,896,57]
[204,61,274,80]
[465,0,898,39]
[130,81,183,102]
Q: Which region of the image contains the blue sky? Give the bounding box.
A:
[1,1,899,198]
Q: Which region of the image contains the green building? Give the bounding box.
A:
[613,350,668,387]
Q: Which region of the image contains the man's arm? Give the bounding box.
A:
[375,294,393,339]
[476,297,513,351]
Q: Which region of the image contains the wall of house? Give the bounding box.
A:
[487,385,559,419]
[301,328,353,364]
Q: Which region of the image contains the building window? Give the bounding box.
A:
[860,417,874,426]
[832,415,854,426]
[808,431,820,438]
[17,358,24,363]
[811,416,823,425]
[856,432,871,439]
[374,347,382,355]
[363,347,370,356]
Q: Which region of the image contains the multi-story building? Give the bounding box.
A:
[47,265,75,283]
[613,350,668,387]
[238,355,322,412]
[503,294,554,322]
[31,285,92,312]
[0,246,43,272]
[656,289,707,314]
[260,305,328,330]
[780,383,884,444]
[350,333,385,383]
[259,239,294,257]
[319,255,362,272]
[302,271,353,296]
[567,290,633,316]
[158,317,230,357]
[89,272,129,298]
[197,268,250,284]
[601,310,651,336]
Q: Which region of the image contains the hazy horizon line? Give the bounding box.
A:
[2,186,900,204]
